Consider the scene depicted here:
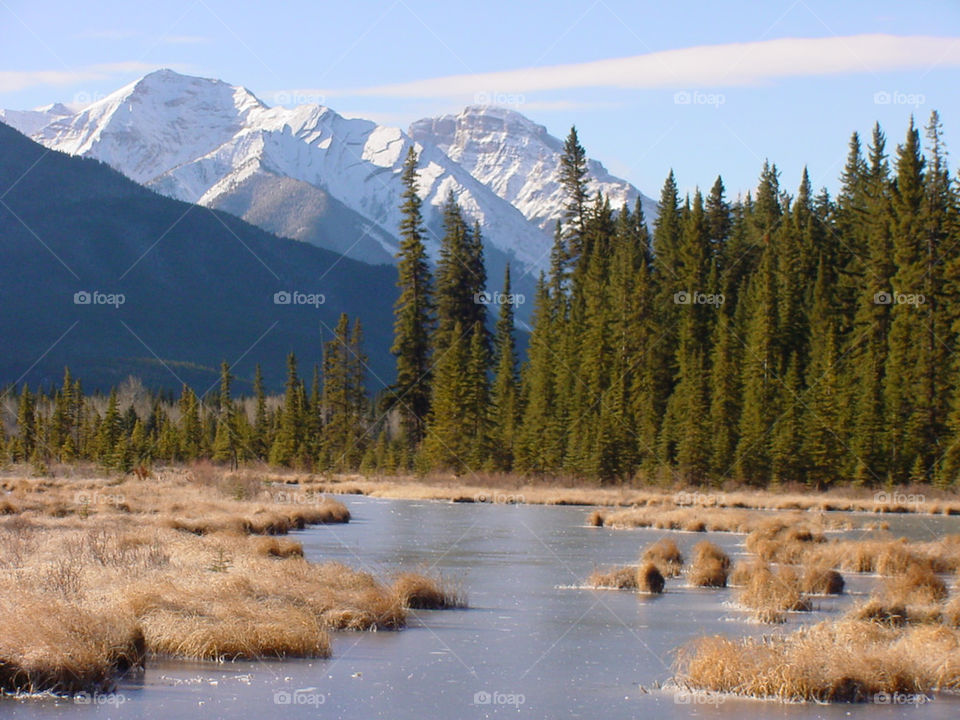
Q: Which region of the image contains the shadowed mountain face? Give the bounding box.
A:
[0,121,398,394]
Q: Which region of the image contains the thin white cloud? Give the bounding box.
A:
[320,34,960,99]
[0,62,181,93]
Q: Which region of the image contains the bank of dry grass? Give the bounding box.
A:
[0,469,462,695]
[676,620,960,702]
[592,506,852,536]
[297,472,960,516]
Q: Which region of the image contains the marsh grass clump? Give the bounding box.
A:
[587,566,637,589]
[879,564,948,606]
[636,562,665,594]
[802,566,845,595]
[0,595,144,694]
[252,536,304,559]
[642,538,684,577]
[688,542,730,588]
[738,564,811,622]
[729,559,765,587]
[587,510,604,527]
[675,619,948,702]
[391,573,465,609]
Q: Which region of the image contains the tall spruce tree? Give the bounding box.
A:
[390,147,434,449]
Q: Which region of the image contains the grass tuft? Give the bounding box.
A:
[391,573,466,609]
[636,562,665,594]
[642,538,684,577]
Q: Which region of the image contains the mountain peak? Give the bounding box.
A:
[410,105,655,233]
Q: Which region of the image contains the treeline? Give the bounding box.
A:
[3,112,960,487]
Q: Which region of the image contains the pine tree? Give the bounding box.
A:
[559,126,589,261]
[251,364,269,460]
[390,147,434,448]
[434,195,485,351]
[735,242,778,484]
[465,323,492,468]
[177,385,202,460]
[422,320,470,471]
[490,266,519,470]
[516,275,557,472]
[320,314,353,470]
[97,388,122,467]
[884,118,927,481]
[803,260,844,489]
[13,385,36,461]
[708,312,740,477]
[270,353,302,466]
[212,362,239,467]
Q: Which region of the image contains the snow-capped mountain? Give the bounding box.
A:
[6,69,551,272]
[2,70,653,284]
[409,105,657,233]
[0,102,72,137]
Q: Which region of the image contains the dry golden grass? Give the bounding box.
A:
[801,565,845,595]
[737,564,812,623]
[0,469,462,694]
[0,593,144,694]
[676,619,960,702]
[642,538,684,577]
[251,536,304,559]
[587,566,638,590]
[302,471,960,516]
[637,562,666,594]
[594,506,851,536]
[391,573,465,609]
[688,557,728,588]
[687,541,730,587]
[729,559,763,586]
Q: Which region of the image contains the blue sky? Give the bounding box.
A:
[2,0,959,201]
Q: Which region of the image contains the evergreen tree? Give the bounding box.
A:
[390,147,434,448]
[490,265,519,470]
[212,362,239,467]
[270,353,302,466]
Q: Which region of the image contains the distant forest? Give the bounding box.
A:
[4,112,959,488]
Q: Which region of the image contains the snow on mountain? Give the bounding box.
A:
[0,102,72,137]
[409,105,657,232]
[7,70,551,272]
